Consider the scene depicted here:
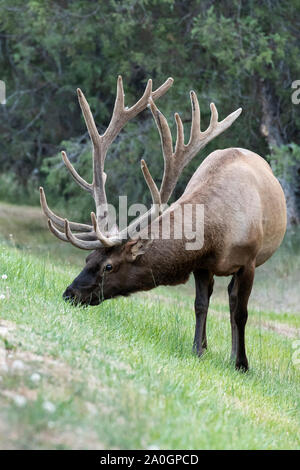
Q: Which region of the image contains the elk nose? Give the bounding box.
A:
[63,286,76,302]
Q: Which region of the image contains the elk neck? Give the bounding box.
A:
[136,198,209,288]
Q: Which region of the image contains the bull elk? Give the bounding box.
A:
[40,76,286,371]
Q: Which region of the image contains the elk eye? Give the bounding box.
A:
[104,264,113,272]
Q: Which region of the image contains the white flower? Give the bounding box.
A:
[14,395,27,407]
[43,401,56,413]
[0,294,5,300]
[12,360,25,371]
[1,274,7,280]
[30,372,41,383]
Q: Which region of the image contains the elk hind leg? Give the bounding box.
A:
[233,263,255,371]
[228,275,238,361]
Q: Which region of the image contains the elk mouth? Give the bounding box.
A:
[63,286,103,306]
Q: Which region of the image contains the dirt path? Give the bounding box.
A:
[141,292,300,339]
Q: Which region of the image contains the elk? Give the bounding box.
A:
[40,76,286,371]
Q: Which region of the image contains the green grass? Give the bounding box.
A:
[0,202,299,449]
[0,202,86,267]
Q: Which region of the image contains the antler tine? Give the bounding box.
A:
[152,77,174,101]
[61,151,93,194]
[174,112,185,154]
[208,102,218,130]
[125,78,152,118]
[64,219,102,250]
[149,91,242,204]
[189,90,201,142]
[216,106,242,132]
[40,187,92,232]
[77,88,101,148]
[47,219,97,242]
[114,75,125,113]
[91,212,121,247]
[140,159,161,209]
[47,219,68,242]
[149,97,173,161]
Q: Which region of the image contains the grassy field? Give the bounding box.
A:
[0,202,299,449]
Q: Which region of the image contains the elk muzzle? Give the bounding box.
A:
[63,284,103,306]
[63,285,82,305]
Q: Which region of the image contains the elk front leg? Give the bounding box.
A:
[232,263,255,371]
[193,270,214,357]
[228,275,238,361]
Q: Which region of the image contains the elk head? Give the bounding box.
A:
[40,76,241,305]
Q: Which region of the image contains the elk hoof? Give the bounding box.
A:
[192,345,207,358]
[235,358,249,372]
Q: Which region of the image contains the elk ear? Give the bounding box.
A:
[125,238,153,262]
